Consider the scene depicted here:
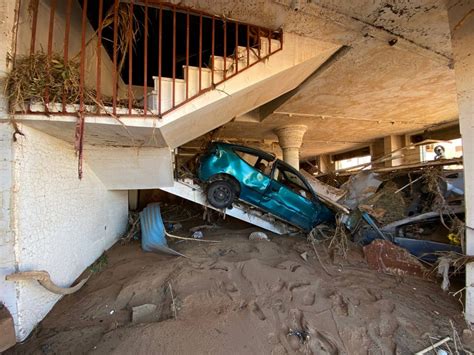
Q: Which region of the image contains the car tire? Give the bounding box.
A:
[207,180,236,209]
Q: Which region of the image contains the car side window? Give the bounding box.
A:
[234,150,259,166]
[233,148,271,175]
[274,165,311,199]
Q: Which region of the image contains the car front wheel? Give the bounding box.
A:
[207,180,236,209]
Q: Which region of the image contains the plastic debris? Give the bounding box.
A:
[288,329,310,344]
[189,224,219,232]
[437,257,451,291]
[300,252,308,261]
[249,231,270,241]
[192,231,204,239]
[169,223,182,232]
[140,203,186,257]
[415,336,451,354]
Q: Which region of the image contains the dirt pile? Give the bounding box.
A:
[9,226,464,354]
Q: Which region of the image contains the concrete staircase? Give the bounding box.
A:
[13,33,340,189]
[148,38,280,113]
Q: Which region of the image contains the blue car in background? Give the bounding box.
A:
[197,142,333,231]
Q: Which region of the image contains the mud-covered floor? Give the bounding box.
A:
[8,221,466,354]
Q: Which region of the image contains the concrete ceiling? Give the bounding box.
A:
[180,0,459,159]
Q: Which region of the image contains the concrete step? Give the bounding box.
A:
[182,66,212,97]
[149,77,186,113]
[237,46,260,67]
[210,55,235,82]
[259,38,282,57]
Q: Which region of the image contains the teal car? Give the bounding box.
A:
[197,142,333,231]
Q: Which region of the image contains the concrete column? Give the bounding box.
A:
[370,138,385,169]
[319,154,335,173]
[403,134,422,164]
[383,135,405,167]
[274,125,307,170]
[448,0,474,323]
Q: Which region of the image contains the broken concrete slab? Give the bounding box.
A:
[132,304,158,324]
[300,169,346,202]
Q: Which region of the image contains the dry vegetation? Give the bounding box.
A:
[5,52,83,112]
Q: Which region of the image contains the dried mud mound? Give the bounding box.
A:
[10,228,464,354]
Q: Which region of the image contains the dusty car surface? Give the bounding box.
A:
[197,142,333,231]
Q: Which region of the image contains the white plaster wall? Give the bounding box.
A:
[85,146,174,190]
[0,123,19,336]
[10,125,128,340]
[0,0,19,342]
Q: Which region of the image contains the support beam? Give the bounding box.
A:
[274,125,307,170]
[448,0,474,322]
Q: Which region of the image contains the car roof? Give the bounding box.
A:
[212,142,303,175]
[212,141,277,162]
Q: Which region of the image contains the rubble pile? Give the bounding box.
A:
[305,161,466,288]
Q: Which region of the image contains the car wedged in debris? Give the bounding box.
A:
[197,142,333,231]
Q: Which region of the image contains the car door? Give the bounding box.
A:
[258,162,316,230]
[231,148,273,206]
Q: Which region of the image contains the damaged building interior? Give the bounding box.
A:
[0,0,473,353]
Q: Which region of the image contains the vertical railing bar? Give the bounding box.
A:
[112,0,119,115]
[280,29,284,51]
[80,0,88,113]
[234,22,238,73]
[185,11,189,100]
[47,0,56,58]
[211,16,215,85]
[96,0,103,108]
[62,0,73,112]
[199,14,202,92]
[172,7,176,108]
[143,0,148,116]
[268,30,272,54]
[223,20,227,80]
[257,26,261,59]
[45,0,57,111]
[158,4,162,116]
[246,24,249,68]
[29,0,39,55]
[76,0,88,179]
[127,0,134,115]
[12,0,22,63]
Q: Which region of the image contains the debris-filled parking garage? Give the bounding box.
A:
[0,0,473,353]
